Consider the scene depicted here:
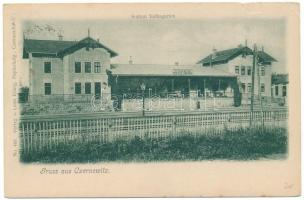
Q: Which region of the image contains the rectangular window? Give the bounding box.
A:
[44,62,51,73]
[247,83,252,93]
[261,67,265,76]
[85,62,91,73]
[75,62,81,73]
[94,62,101,73]
[282,85,287,97]
[241,83,246,93]
[235,66,239,74]
[275,85,279,96]
[85,82,91,94]
[241,66,246,75]
[44,83,51,95]
[247,66,251,76]
[75,82,81,94]
[261,83,265,93]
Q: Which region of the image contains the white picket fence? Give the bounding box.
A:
[19,109,288,153]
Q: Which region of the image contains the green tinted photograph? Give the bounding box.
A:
[19,18,288,163]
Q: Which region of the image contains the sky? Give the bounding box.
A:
[21,18,286,85]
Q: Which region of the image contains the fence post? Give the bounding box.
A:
[19,109,288,156]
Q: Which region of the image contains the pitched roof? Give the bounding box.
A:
[197,46,253,66]
[58,37,118,57]
[108,64,236,77]
[257,51,277,63]
[198,46,277,66]
[23,37,118,58]
[272,74,288,85]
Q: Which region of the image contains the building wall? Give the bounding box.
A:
[29,47,112,100]
[272,83,288,98]
[29,55,64,96]
[64,47,111,96]
[258,63,272,97]
[211,54,272,97]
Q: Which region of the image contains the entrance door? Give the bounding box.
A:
[95,82,101,98]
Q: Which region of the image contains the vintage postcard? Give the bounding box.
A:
[3,3,300,197]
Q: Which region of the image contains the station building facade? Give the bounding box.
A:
[23,36,276,105]
[197,45,277,98]
[23,36,117,102]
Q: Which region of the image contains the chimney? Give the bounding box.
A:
[97,38,100,43]
[129,56,133,64]
[261,46,264,52]
[174,61,179,66]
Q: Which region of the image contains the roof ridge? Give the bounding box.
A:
[198,46,255,65]
[23,36,118,58]
[197,47,241,62]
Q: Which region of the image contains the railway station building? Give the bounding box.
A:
[22,35,276,109]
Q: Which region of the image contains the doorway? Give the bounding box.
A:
[95,82,101,98]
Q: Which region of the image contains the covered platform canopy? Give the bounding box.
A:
[107,64,238,96]
[109,64,236,77]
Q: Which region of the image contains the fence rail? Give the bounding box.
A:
[19,109,288,153]
[24,91,286,104]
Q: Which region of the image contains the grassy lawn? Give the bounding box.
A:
[20,126,287,163]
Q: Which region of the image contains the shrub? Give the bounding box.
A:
[19,87,29,103]
[20,126,287,163]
